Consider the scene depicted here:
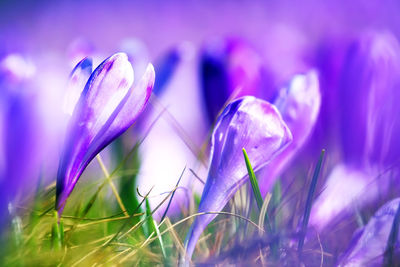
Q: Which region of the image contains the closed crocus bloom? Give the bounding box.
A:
[184,96,292,259]
[338,198,400,266]
[201,38,270,124]
[259,70,321,195]
[56,53,155,214]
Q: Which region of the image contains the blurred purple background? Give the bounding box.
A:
[2,0,398,71]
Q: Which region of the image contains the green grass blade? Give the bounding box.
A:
[145,199,167,258]
[160,166,186,222]
[242,148,272,232]
[384,201,400,266]
[298,149,325,257]
[242,148,263,210]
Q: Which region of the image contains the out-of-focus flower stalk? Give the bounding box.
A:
[0,54,42,230]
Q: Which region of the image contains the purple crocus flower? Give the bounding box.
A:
[259,70,321,195]
[200,38,272,124]
[310,31,400,230]
[338,198,400,266]
[184,96,292,260]
[56,53,155,214]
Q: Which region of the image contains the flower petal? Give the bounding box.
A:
[83,63,154,164]
[63,57,93,116]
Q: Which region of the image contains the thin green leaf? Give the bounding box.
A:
[242,148,263,210]
[242,148,272,232]
[258,193,272,236]
[298,149,325,257]
[145,198,166,258]
[160,166,186,222]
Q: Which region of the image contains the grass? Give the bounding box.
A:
[4,131,394,267]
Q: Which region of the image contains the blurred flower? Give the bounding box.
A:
[132,43,188,131]
[338,32,400,168]
[184,96,292,259]
[153,46,182,96]
[0,54,42,229]
[200,38,272,124]
[56,53,155,214]
[259,70,321,195]
[311,31,400,230]
[0,54,36,84]
[338,198,400,266]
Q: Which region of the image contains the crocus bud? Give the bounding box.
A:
[339,32,400,168]
[184,96,292,259]
[259,70,321,195]
[201,38,270,124]
[56,53,155,214]
[338,198,400,266]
